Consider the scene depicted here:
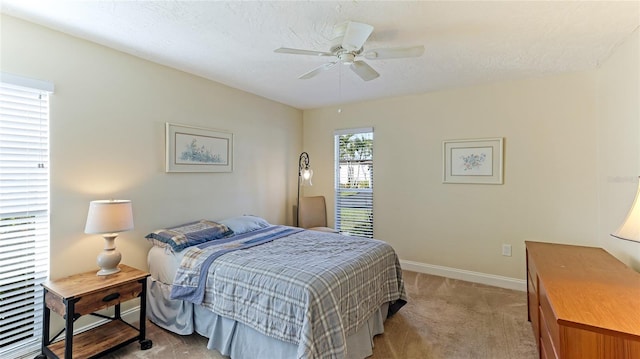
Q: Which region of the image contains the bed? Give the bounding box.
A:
[145,216,407,359]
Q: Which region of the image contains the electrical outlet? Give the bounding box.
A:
[502,244,512,257]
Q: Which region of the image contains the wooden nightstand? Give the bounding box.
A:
[36,264,152,359]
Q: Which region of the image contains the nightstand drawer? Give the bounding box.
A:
[46,280,143,316]
[75,280,143,315]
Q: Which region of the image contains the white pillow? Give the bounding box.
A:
[219,215,270,234]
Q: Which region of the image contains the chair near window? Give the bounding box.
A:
[298,196,338,233]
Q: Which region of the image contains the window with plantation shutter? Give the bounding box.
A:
[0,74,52,358]
[334,127,373,238]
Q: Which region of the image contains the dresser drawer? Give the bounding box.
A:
[46,279,143,316]
[527,271,539,338]
[539,336,549,359]
[527,250,537,292]
[539,280,560,350]
[539,306,559,359]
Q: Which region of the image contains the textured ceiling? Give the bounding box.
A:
[1,1,639,110]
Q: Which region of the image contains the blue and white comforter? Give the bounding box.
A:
[171,225,407,359]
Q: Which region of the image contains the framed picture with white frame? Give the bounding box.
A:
[443,138,503,184]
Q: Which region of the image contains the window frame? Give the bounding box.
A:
[334,127,374,238]
[0,73,53,358]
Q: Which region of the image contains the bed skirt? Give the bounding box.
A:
[147,277,389,359]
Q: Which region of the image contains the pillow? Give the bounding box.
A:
[145,220,234,252]
[219,215,270,235]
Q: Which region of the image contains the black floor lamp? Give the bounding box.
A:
[297,152,313,226]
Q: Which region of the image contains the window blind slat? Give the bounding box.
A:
[2,297,43,319]
[0,79,50,357]
[0,278,40,292]
[0,318,44,339]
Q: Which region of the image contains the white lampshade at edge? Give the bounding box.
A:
[611,177,640,243]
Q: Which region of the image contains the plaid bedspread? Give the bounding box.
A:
[172,226,407,359]
[171,226,303,303]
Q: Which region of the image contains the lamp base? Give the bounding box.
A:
[97,235,122,276]
[97,266,121,276]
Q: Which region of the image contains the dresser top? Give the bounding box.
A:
[526,241,640,339]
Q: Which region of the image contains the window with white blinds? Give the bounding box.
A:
[334,127,373,238]
[0,74,52,358]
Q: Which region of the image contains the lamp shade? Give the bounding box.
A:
[301,168,313,186]
[298,152,313,187]
[611,178,640,242]
[84,200,134,234]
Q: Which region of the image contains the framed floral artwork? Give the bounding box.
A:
[443,138,503,184]
[166,123,233,173]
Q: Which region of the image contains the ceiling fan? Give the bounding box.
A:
[274,21,424,81]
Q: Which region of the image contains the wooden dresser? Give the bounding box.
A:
[525,241,640,359]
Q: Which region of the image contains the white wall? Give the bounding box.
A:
[303,28,640,280]
[304,71,600,281]
[1,15,303,280]
[596,28,640,270]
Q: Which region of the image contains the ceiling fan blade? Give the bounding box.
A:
[364,46,425,60]
[274,47,333,57]
[341,21,374,52]
[350,61,379,81]
[299,61,338,79]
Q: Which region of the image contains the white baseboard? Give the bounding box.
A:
[400,259,526,292]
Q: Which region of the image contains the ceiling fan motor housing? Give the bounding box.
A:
[338,52,356,64]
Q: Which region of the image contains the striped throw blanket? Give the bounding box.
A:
[172,225,407,359]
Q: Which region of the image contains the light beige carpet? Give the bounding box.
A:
[104,271,538,359]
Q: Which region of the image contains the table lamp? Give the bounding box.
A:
[84,199,134,275]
